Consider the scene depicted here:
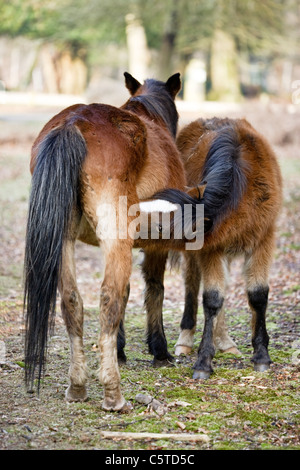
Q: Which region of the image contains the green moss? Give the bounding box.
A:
[1,295,299,450]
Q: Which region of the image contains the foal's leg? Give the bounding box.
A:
[99,240,132,411]
[175,252,238,357]
[213,304,241,355]
[175,252,201,356]
[142,249,172,365]
[117,283,130,364]
[244,233,274,371]
[193,251,226,379]
[59,236,88,402]
[213,256,241,356]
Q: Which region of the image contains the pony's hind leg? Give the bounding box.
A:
[98,240,133,411]
[117,283,130,364]
[142,249,172,366]
[175,252,201,356]
[59,236,88,402]
[244,233,274,371]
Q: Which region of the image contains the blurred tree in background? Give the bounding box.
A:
[0,0,299,100]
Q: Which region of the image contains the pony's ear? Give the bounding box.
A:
[124,72,142,95]
[165,73,181,98]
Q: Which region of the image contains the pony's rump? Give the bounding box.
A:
[24,123,86,390]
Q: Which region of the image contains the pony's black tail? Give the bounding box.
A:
[23,123,86,392]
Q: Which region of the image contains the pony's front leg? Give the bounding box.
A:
[213,305,241,355]
[99,241,132,411]
[142,249,172,366]
[175,252,201,356]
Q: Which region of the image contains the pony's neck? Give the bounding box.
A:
[122,90,178,139]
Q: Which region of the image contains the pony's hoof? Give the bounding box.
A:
[65,385,88,402]
[102,397,132,412]
[117,352,127,365]
[152,356,174,368]
[119,401,133,413]
[193,370,211,380]
[175,345,192,356]
[254,363,270,372]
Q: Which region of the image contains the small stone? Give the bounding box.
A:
[150,399,167,416]
[135,393,153,405]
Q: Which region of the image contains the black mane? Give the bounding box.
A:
[126,79,179,138]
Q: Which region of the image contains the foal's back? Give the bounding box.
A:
[177,117,282,253]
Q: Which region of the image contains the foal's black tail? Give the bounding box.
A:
[23,124,86,391]
[199,125,247,229]
[151,125,247,235]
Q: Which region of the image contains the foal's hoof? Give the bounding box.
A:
[65,385,88,402]
[221,346,242,357]
[175,345,192,356]
[193,370,211,380]
[254,363,270,372]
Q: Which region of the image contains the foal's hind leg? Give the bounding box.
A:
[142,249,172,366]
[59,237,88,402]
[193,251,226,379]
[175,252,201,356]
[244,234,274,371]
[175,252,238,357]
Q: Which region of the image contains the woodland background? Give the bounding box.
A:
[0,0,300,102]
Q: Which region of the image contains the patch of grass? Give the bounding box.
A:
[1,300,299,451]
[283,284,300,295]
[1,270,299,450]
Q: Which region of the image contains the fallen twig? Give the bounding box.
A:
[100,431,209,443]
[96,417,149,430]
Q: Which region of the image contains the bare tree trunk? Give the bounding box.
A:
[158,0,179,80]
[209,29,241,101]
[57,51,87,95]
[40,44,59,93]
[126,13,150,82]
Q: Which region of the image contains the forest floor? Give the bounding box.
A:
[0,97,299,451]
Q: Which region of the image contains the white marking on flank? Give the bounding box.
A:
[139,199,178,213]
